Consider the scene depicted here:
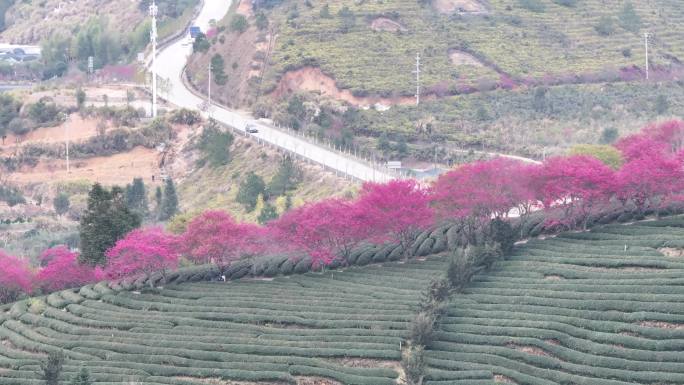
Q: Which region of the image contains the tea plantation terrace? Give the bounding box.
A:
[425,218,684,384]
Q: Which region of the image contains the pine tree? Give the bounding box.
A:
[53,193,70,216]
[236,172,266,211]
[159,178,179,221]
[79,184,141,266]
[267,155,302,197]
[125,178,148,216]
[155,186,163,216]
[70,367,92,385]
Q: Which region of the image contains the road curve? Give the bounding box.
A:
[154,0,393,182]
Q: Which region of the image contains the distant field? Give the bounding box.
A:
[426,218,684,384]
[264,0,684,96]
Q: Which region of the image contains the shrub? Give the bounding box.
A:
[618,1,641,33]
[552,0,577,6]
[409,312,435,347]
[237,172,266,211]
[402,346,425,385]
[198,122,234,167]
[595,16,615,36]
[230,15,248,33]
[518,0,545,12]
[169,108,201,125]
[53,193,70,216]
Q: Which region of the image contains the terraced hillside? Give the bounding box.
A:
[262,0,684,95]
[0,257,448,384]
[426,219,684,384]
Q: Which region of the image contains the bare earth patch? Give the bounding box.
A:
[370,17,406,32]
[449,50,485,67]
[575,266,664,273]
[544,275,565,281]
[659,247,684,258]
[174,378,286,385]
[507,343,556,359]
[640,321,684,330]
[433,0,488,14]
[494,374,517,384]
[295,377,343,385]
[544,339,561,346]
[236,0,253,16]
[270,67,419,108]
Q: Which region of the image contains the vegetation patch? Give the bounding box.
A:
[431,0,488,14]
[369,17,406,32]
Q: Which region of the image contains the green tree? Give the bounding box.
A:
[595,16,615,36]
[319,3,331,18]
[655,94,669,114]
[39,350,64,385]
[9,118,29,136]
[0,94,21,138]
[79,184,141,266]
[53,193,70,216]
[267,155,302,196]
[159,178,179,221]
[396,137,409,158]
[76,88,86,109]
[618,1,641,33]
[255,11,269,30]
[125,178,148,216]
[199,122,234,167]
[155,186,163,216]
[210,54,228,85]
[600,127,619,144]
[258,202,278,224]
[70,367,92,385]
[237,172,266,211]
[337,6,356,33]
[230,14,249,33]
[192,32,210,53]
[568,144,623,169]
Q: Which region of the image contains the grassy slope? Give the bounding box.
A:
[426,218,684,384]
[0,257,448,385]
[176,135,356,223]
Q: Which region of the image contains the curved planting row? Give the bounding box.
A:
[424,216,684,385]
[0,256,448,384]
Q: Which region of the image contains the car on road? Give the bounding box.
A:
[246,124,259,134]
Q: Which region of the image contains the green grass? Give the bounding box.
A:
[424,218,684,384]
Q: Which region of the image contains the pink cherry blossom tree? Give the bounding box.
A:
[105,227,179,284]
[36,247,104,292]
[270,198,367,266]
[616,152,684,215]
[355,180,434,259]
[0,251,33,303]
[179,211,266,267]
[533,155,615,229]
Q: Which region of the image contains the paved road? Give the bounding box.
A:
[154,0,392,182]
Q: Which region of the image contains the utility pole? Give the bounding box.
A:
[208,64,212,117]
[150,0,158,118]
[64,113,70,173]
[414,52,421,105]
[644,32,650,80]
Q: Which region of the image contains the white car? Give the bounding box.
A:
[246,124,259,134]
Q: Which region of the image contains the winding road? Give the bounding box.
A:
[154,0,393,182]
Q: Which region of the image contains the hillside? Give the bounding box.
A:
[2,217,684,384]
[0,0,197,44]
[0,86,351,258]
[187,0,684,162]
